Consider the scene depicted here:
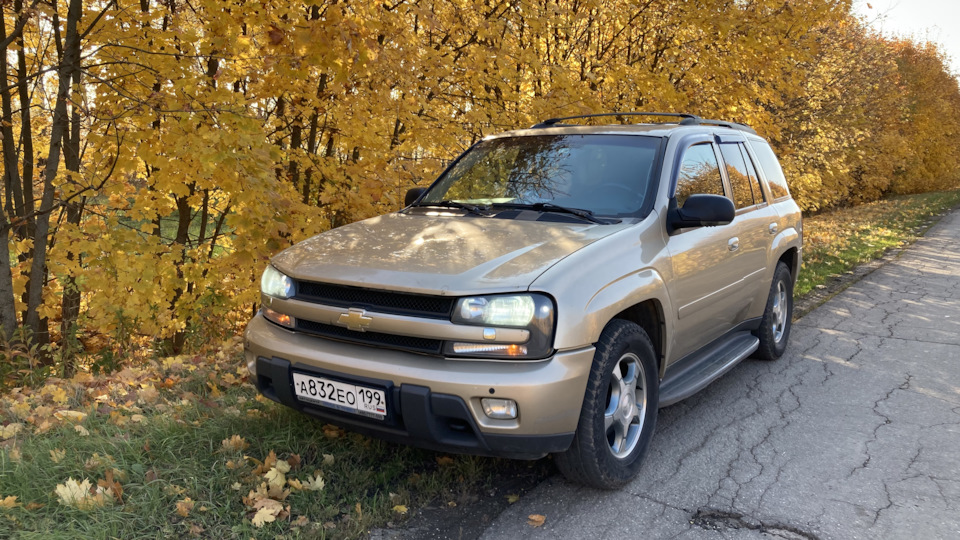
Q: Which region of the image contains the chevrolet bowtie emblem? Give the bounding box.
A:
[338,308,373,332]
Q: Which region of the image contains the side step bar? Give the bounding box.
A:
[658,331,759,407]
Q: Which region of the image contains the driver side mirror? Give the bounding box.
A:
[405,187,427,207]
[667,194,735,234]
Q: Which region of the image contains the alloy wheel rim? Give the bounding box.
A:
[772,281,788,343]
[604,352,646,459]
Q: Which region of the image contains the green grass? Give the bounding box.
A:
[0,360,546,539]
[796,190,960,297]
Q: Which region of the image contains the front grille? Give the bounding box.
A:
[295,281,454,319]
[296,319,443,355]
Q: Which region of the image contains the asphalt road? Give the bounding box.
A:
[479,209,960,540]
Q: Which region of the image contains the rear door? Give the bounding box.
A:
[717,136,779,315]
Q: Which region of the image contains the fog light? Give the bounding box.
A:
[481,398,518,419]
[452,343,527,355]
[263,307,294,328]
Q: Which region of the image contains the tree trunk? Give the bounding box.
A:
[24,0,84,347]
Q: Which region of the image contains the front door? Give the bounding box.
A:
[665,141,750,360]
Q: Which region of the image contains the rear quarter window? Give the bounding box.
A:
[751,140,791,200]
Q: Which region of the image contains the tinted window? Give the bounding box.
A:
[752,141,790,200]
[719,143,754,209]
[739,145,764,203]
[424,135,661,216]
[675,143,724,207]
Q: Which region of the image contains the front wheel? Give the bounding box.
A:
[754,261,794,360]
[554,319,659,489]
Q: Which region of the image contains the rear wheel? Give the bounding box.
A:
[754,261,793,360]
[554,319,659,489]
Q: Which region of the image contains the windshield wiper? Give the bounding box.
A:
[412,200,492,216]
[492,202,611,224]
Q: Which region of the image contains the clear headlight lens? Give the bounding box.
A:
[261,265,294,299]
[457,295,536,326]
[449,294,555,359]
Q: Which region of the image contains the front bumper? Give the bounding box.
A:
[244,314,594,459]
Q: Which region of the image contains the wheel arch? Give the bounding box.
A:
[611,299,666,378]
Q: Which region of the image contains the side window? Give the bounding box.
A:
[739,144,765,204]
[675,143,725,207]
[751,141,790,200]
[718,143,755,209]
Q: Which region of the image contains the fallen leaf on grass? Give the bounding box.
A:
[176,497,194,517]
[0,496,18,509]
[54,410,87,422]
[392,504,408,515]
[49,448,66,463]
[251,498,284,528]
[302,472,325,492]
[435,456,454,466]
[220,435,249,453]
[506,494,520,503]
[98,469,124,503]
[322,453,335,466]
[74,425,90,436]
[0,423,23,439]
[265,467,286,489]
[291,515,310,527]
[55,478,112,510]
[528,514,546,527]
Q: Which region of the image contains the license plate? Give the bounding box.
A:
[292,373,387,419]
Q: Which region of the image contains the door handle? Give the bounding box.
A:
[728,237,740,252]
[769,223,778,234]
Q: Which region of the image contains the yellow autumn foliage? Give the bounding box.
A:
[0,0,958,370]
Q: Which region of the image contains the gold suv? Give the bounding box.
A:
[244,112,803,489]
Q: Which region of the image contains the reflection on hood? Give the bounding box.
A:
[272,212,631,295]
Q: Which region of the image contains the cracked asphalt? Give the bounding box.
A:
[478,209,960,540]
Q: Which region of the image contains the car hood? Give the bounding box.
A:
[272,212,631,295]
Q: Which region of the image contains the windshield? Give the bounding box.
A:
[421,135,661,216]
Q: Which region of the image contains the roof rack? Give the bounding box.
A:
[531,112,757,135]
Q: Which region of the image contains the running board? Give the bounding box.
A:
[658,331,759,407]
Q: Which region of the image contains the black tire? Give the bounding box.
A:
[754,261,794,360]
[553,319,659,489]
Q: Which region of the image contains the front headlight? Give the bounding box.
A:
[261,265,294,299]
[448,293,555,359]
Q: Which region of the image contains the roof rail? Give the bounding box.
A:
[531,111,757,135]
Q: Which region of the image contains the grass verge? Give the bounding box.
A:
[0,340,547,539]
[796,190,960,296]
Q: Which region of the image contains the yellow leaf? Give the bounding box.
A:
[264,467,286,489]
[74,425,90,437]
[302,472,325,492]
[506,494,520,504]
[528,514,546,527]
[0,496,19,509]
[436,456,454,467]
[322,453,335,466]
[251,506,277,527]
[54,410,87,422]
[176,497,194,517]
[392,504,408,515]
[55,478,112,510]
[1,423,23,439]
[220,435,249,453]
[50,449,66,463]
[251,498,283,528]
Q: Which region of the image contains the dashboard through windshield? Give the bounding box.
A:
[421,134,662,217]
